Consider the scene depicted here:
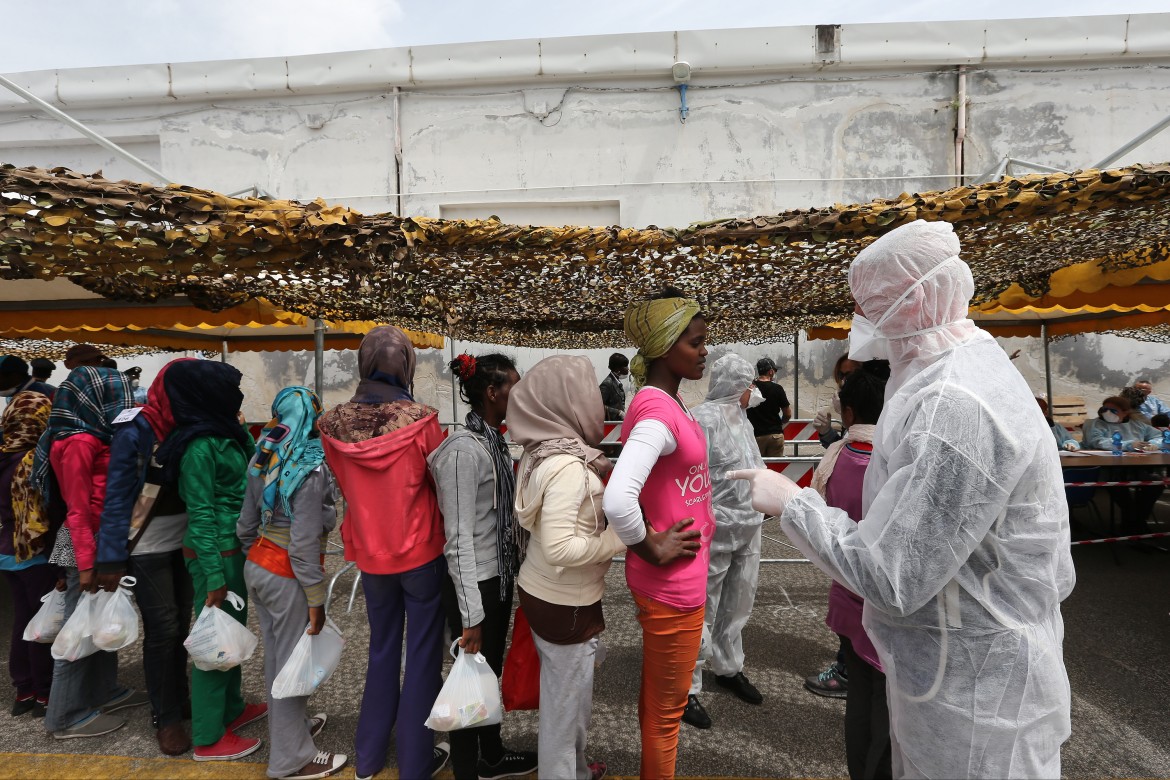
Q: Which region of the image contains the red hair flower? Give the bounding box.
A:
[455,353,477,381]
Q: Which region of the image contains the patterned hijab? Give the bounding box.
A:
[1,392,53,561]
[249,386,325,527]
[30,367,133,495]
[623,296,702,388]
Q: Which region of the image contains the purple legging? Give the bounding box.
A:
[354,556,446,780]
[3,564,58,701]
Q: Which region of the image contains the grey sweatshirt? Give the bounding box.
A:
[237,457,338,607]
[427,430,501,628]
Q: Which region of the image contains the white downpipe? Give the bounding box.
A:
[954,65,967,188]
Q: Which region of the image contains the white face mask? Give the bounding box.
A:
[848,314,889,361]
[747,386,764,408]
[130,380,140,389]
[831,394,842,415]
[1102,410,1122,424]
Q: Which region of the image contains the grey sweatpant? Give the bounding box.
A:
[532,632,598,780]
[245,560,319,778]
[691,523,762,694]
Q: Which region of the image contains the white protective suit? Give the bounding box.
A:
[690,354,766,694]
[780,220,1075,778]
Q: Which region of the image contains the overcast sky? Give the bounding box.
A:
[3,1,1167,73]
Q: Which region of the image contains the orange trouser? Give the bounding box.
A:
[633,592,704,780]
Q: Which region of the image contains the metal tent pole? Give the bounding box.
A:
[313,319,326,397]
[1042,323,1053,404]
[792,330,800,417]
[0,75,169,183]
[1094,112,1170,169]
[220,340,228,363]
[449,336,459,426]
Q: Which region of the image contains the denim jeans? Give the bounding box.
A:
[129,549,193,729]
[44,567,128,732]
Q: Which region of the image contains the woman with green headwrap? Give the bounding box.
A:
[602,288,712,780]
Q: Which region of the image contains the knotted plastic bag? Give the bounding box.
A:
[271,618,345,699]
[23,588,68,643]
[93,576,139,652]
[51,590,111,661]
[425,640,502,731]
[183,592,258,671]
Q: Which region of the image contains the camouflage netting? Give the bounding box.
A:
[0,339,178,362]
[1101,324,1170,344]
[3,163,1170,347]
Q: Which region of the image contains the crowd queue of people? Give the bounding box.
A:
[0,219,1082,779]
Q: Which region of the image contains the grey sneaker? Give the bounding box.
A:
[803,662,848,699]
[53,712,126,739]
[100,688,150,714]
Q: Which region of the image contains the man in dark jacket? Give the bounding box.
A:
[600,353,629,421]
[0,356,56,403]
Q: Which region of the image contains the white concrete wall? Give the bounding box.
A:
[4,17,1170,425]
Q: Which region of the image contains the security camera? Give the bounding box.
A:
[672,61,692,84]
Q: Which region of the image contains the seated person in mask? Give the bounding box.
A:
[1082,396,1161,452]
[1082,396,1164,534]
[1036,398,1079,452]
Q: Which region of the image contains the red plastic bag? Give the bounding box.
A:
[502,606,540,711]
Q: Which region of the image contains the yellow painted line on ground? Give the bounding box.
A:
[0,752,786,780]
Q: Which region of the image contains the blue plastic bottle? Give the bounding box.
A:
[1162,430,1170,453]
[1112,431,1124,455]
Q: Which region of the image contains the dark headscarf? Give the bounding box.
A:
[351,326,415,404]
[156,360,252,481]
[139,358,197,440]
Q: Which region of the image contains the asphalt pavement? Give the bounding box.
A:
[1,517,1167,778]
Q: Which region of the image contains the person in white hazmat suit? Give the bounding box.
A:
[731,219,1074,779]
[681,354,767,731]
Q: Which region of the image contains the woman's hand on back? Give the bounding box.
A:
[631,518,700,566]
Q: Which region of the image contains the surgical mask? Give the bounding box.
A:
[1101,410,1121,424]
[831,394,842,415]
[848,314,889,361]
[130,380,140,389]
[747,386,764,408]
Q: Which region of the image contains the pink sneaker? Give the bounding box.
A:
[193,731,261,761]
[226,702,268,733]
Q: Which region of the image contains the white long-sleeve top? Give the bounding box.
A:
[603,398,680,546]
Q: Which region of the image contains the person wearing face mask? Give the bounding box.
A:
[1133,379,1170,419]
[813,356,862,449]
[599,353,630,421]
[730,219,1074,779]
[0,356,57,407]
[681,354,767,731]
[1082,395,1164,534]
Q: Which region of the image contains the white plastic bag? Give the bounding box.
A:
[51,590,111,661]
[425,640,502,731]
[93,577,139,652]
[271,617,346,699]
[23,588,68,643]
[183,591,258,671]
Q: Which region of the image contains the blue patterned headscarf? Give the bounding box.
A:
[249,386,325,526]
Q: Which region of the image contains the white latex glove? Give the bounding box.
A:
[1063,440,1080,452]
[812,407,833,435]
[727,469,802,517]
[1131,440,1159,453]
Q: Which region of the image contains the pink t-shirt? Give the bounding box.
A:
[620,388,715,611]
